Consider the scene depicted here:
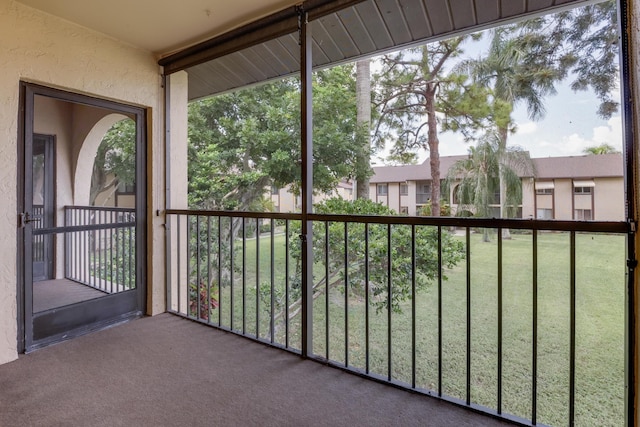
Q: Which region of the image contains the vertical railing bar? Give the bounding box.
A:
[196,216,201,321]
[64,208,69,279]
[187,215,192,317]
[129,212,133,289]
[438,225,443,396]
[92,210,96,287]
[532,230,538,425]
[344,221,349,367]
[81,209,84,284]
[325,221,330,360]
[102,211,106,290]
[100,211,105,290]
[387,223,392,382]
[497,228,503,414]
[466,226,471,405]
[270,218,275,343]
[285,220,290,348]
[73,209,77,281]
[84,209,88,286]
[411,224,416,389]
[95,212,99,291]
[218,216,222,327]
[242,217,247,335]
[365,223,370,375]
[207,216,212,324]
[110,210,114,293]
[177,215,182,315]
[120,212,124,289]
[569,231,576,426]
[98,211,102,291]
[230,217,235,331]
[256,218,260,339]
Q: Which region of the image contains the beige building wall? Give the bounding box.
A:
[406,181,418,215]
[595,177,625,221]
[553,179,573,220]
[522,179,535,219]
[0,0,163,365]
[387,183,400,213]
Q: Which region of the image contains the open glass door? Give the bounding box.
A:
[19,82,146,351]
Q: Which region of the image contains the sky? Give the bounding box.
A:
[432,83,623,160]
[371,20,624,165]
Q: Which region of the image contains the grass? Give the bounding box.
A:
[196,227,625,427]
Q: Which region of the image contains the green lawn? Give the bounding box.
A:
[204,229,625,427]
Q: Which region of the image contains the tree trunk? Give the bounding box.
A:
[498,126,511,239]
[355,59,372,200]
[426,88,440,217]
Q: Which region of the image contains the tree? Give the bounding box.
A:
[459,28,559,236]
[188,66,369,211]
[90,118,136,206]
[583,143,620,155]
[355,59,373,199]
[187,67,371,316]
[447,130,535,242]
[517,0,619,119]
[373,38,496,216]
[264,198,464,337]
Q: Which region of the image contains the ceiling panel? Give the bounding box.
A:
[450,0,478,29]
[376,0,414,45]
[183,0,598,100]
[400,0,433,40]
[474,0,501,24]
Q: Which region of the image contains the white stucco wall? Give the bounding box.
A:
[0,0,164,364]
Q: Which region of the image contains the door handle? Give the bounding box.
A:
[18,212,38,228]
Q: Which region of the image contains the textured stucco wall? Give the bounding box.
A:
[0,0,164,364]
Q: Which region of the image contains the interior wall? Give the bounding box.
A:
[0,0,164,365]
[33,96,72,280]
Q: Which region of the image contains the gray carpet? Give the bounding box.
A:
[0,314,513,426]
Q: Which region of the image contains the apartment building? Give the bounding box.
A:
[370,153,624,220]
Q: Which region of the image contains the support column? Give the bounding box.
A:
[300,8,313,357]
[620,1,638,425]
[166,71,190,315]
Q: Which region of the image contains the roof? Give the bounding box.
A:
[158,0,597,100]
[371,153,623,183]
[371,155,467,183]
[533,154,623,179]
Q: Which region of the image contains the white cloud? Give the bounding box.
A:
[513,115,623,157]
[515,121,537,135]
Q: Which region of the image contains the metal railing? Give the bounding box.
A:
[32,204,46,263]
[64,206,136,293]
[166,209,630,426]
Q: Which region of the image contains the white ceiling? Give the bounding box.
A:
[16,0,300,55]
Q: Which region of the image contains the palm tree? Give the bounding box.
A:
[583,143,620,155]
[459,28,559,234]
[447,130,535,242]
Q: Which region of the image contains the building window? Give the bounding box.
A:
[536,188,553,195]
[270,185,279,195]
[575,209,593,220]
[400,206,409,215]
[574,186,592,194]
[536,208,553,220]
[117,181,136,194]
[377,184,388,195]
[400,183,408,195]
[416,181,431,204]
